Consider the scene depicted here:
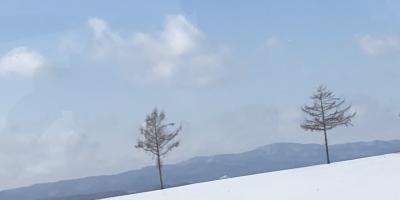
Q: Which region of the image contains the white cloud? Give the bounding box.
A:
[132,15,204,79]
[355,34,400,56]
[86,17,125,61]
[0,47,45,77]
[87,17,110,38]
[82,15,224,85]
[159,15,203,56]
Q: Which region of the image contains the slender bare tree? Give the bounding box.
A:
[301,85,356,164]
[135,108,181,189]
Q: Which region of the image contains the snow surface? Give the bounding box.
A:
[104,153,400,200]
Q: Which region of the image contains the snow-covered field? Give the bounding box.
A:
[104,153,400,200]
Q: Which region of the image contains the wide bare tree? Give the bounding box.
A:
[135,108,181,189]
[301,85,356,164]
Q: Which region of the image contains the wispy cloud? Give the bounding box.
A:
[355,34,400,56]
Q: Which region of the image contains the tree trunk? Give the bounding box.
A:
[156,155,164,189]
[154,124,164,189]
[320,97,331,164]
[323,129,331,164]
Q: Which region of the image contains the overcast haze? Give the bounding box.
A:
[0,0,400,190]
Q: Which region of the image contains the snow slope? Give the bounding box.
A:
[104,153,400,200]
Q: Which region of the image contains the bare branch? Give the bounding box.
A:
[301,86,356,132]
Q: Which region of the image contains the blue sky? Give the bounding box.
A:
[0,0,400,189]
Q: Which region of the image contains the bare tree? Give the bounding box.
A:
[301,85,356,164]
[135,108,181,189]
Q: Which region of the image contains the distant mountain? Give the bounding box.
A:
[1,140,399,200]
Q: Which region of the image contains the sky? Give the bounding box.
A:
[0,0,400,190]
